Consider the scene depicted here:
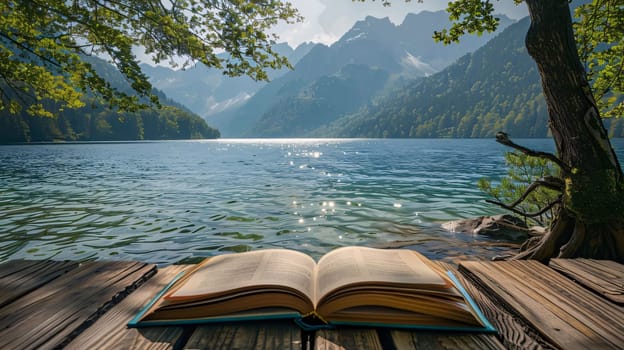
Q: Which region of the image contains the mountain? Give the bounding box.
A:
[315,16,624,139]
[0,57,220,143]
[248,64,391,137]
[141,42,316,120]
[316,17,544,138]
[208,11,514,137]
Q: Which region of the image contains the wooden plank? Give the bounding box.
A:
[0,260,79,308]
[451,262,553,350]
[184,320,302,350]
[315,328,382,350]
[460,260,624,350]
[550,258,624,304]
[65,265,190,350]
[390,262,537,350]
[0,260,156,350]
[390,331,506,350]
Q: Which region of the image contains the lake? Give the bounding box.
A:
[1,138,622,265]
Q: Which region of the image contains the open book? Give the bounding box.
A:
[129,247,494,332]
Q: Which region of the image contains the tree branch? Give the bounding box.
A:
[507,177,564,209]
[495,132,572,173]
[0,33,63,69]
[486,195,562,218]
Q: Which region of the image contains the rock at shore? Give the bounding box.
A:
[442,214,534,241]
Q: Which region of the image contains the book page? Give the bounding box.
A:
[315,247,450,304]
[166,249,317,303]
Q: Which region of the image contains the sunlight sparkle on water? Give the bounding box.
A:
[1,138,585,264]
[215,138,354,144]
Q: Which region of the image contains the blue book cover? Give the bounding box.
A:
[127,248,496,333]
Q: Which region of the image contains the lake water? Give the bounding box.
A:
[1,138,622,265]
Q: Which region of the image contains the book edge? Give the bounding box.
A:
[327,320,496,332]
[446,270,497,333]
[127,270,187,328]
[127,268,302,328]
[127,257,496,334]
[130,311,302,327]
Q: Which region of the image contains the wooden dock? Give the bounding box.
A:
[0,257,622,349]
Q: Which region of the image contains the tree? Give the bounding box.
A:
[362,0,624,262]
[574,0,624,119]
[0,0,301,117]
[478,151,560,227]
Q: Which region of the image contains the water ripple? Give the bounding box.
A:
[1,139,622,265]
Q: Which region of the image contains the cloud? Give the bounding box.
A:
[138,0,529,66]
[274,0,528,48]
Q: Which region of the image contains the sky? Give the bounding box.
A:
[135,1,528,67]
[273,0,529,48]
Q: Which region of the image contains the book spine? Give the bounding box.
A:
[127,271,187,328]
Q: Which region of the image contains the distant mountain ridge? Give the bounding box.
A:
[318,17,545,138]
[315,16,624,138]
[203,11,513,137]
[248,64,391,137]
[141,42,316,120]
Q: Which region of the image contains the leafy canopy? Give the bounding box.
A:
[574,0,624,118]
[0,0,301,117]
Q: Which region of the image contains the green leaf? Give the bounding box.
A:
[0,0,302,117]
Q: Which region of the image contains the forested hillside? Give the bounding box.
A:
[316,17,623,138]
[0,58,219,143]
[142,42,317,119]
[208,11,512,137]
[248,64,390,137]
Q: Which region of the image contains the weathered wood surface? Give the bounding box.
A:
[0,260,156,350]
[65,265,189,350]
[63,262,303,350]
[2,258,623,350]
[315,328,383,350]
[185,321,302,350]
[314,261,516,350]
[389,261,544,350]
[460,260,624,350]
[0,259,79,308]
[387,262,506,350]
[390,331,506,350]
[550,258,624,304]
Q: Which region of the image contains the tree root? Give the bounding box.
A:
[611,222,624,260]
[512,211,573,263]
[519,236,542,252]
[559,223,585,258]
[511,215,624,263]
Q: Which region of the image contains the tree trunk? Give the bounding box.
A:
[516,0,624,262]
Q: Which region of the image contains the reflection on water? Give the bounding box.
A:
[1,139,622,265]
